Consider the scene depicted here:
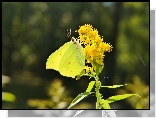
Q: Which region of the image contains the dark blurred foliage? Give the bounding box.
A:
[2,2,149,109]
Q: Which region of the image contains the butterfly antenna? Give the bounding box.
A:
[67,28,75,42]
[67,28,71,38]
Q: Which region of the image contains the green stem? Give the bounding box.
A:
[95,76,101,109]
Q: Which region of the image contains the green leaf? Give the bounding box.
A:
[92,61,104,76]
[101,84,127,88]
[68,92,91,109]
[86,81,95,92]
[46,37,85,78]
[2,92,16,102]
[100,99,111,109]
[106,94,141,103]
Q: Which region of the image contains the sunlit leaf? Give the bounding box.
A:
[2,92,16,102]
[68,92,91,109]
[106,94,141,103]
[100,99,111,109]
[101,84,127,88]
[86,81,95,92]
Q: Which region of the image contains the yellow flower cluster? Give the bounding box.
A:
[78,24,112,65]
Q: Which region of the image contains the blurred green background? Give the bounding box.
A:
[2,2,149,109]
